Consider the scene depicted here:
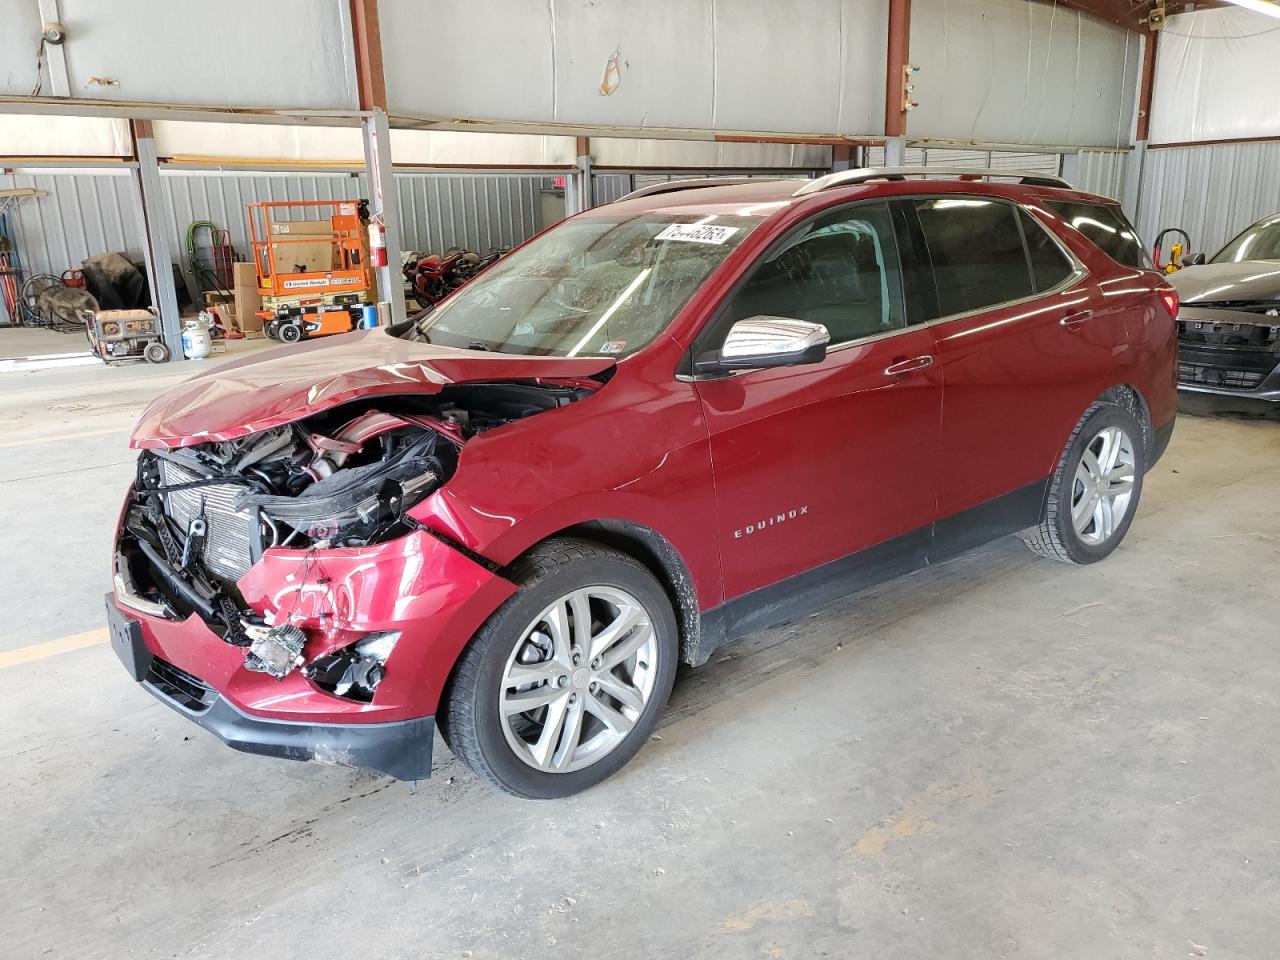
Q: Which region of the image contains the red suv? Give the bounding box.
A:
[108,168,1178,798]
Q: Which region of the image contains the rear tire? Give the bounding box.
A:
[442,538,678,799]
[277,322,302,344]
[143,341,170,364]
[1023,402,1145,564]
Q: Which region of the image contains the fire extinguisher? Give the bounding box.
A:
[368,218,387,269]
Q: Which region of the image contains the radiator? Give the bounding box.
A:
[158,459,256,583]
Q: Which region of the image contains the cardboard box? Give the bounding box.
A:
[232,261,258,287]
[232,260,264,333]
[269,220,337,274]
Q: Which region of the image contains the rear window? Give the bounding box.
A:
[1045,200,1150,270]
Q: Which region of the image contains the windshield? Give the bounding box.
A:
[399,213,761,357]
[1212,215,1280,264]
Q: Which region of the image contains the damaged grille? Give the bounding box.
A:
[146,657,218,713]
[158,459,256,582]
[1177,317,1280,392]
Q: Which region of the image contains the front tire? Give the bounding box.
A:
[1023,402,1146,564]
[442,538,678,799]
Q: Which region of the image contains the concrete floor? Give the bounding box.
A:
[3,353,1278,960]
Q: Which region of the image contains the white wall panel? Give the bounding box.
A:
[381,0,888,137]
[0,0,43,95]
[0,114,130,156]
[152,122,578,168]
[592,138,830,170]
[1,0,357,110]
[909,0,1140,147]
[1150,9,1280,144]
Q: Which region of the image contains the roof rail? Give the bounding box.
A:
[792,166,1071,196]
[615,177,781,202]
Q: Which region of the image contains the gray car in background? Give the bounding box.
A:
[1172,213,1280,402]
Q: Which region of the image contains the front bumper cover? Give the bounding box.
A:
[109,593,435,780]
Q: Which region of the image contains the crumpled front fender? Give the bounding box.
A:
[233,529,517,721]
[128,529,515,724]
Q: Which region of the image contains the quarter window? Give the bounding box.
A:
[914,198,1034,317]
[723,202,905,346]
[1020,209,1075,292]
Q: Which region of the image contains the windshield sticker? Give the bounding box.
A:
[655,223,740,245]
[599,340,627,354]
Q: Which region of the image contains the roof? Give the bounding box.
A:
[587,174,1116,220]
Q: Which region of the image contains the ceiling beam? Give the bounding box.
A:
[1042,0,1148,30]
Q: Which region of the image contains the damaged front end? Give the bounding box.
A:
[116,381,583,696]
[119,405,456,689]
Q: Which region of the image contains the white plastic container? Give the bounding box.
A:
[182,315,212,360]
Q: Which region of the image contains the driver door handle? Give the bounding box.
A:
[1060,309,1094,328]
[883,355,935,377]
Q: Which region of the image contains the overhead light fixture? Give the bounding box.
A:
[1220,0,1280,20]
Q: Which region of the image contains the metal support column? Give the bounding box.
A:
[360,108,406,325]
[1059,152,1081,187]
[128,119,182,356]
[884,137,906,166]
[35,0,70,97]
[575,135,594,212]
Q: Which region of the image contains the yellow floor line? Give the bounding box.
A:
[0,426,128,449]
[0,629,109,669]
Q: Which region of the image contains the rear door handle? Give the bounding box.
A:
[1060,309,1094,328]
[883,355,934,377]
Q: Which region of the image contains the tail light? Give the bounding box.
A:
[1159,288,1179,320]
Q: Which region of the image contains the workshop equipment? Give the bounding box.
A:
[1,188,48,325]
[82,307,169,364]
[1153,227,1195,273]
[247,199,375,343]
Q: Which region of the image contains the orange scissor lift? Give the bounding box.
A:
[248,199,375,343]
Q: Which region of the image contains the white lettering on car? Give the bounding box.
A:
[733,505,809,539]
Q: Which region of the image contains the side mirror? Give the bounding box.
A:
[695,316,830,374]
[1184,252,1206,266]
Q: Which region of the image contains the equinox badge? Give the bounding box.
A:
[734,506,809,539]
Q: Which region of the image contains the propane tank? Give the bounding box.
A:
[368,219,387,268]
[182,314,213,360]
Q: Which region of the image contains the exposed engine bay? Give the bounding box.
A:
[116,381,589,685]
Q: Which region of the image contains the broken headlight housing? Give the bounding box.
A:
[303,631,399,702]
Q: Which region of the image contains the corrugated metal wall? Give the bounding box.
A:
[395,174,549,254]
[0,170,141,279]
[1,169,566,292]
[160,172,365,259]
[1135,142,1280,256]
[591,175,634,205]
[1074,151,1127,201]
[864,146,1063,174]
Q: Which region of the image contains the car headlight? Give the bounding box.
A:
[303,631,400,702]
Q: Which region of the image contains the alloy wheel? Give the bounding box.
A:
[1071,425,1136,546]
[500,586,658,773]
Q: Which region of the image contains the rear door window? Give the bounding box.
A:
[913,198,1033,317]
[1044,200,1150,270]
